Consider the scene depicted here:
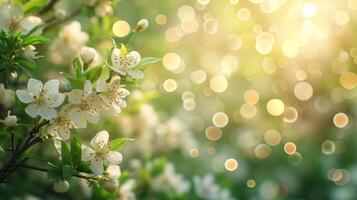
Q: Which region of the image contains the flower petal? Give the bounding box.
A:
[108,65,127,75]
[90,130,109,149]
[25,103,40,118]
[68,89,84,105]
[128,70,144,79]
[83,80,92,96]
[69,108,87,128]
[96,79,108,93]
[90,156,104,175]
[27,78,43,96]
[82,146,95,161]
[47,93,65,108]
[126,51,141,69]
[44,79,59,94]
[108,76,121,91]
[111,48,121,67]
[106,165,121,180]
[16,90,33,103]
[86,111,99,124]
[57,127,70,140]
[107,151,123,165]
[39,106,57,120]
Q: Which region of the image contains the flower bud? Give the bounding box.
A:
[136,19,149,32]
[53,180,69,193]
[23,45,37,60]
[101,179,118,192]
[4,111,17,127]
[80,47,98,65]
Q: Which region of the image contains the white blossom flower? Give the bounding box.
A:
[50,21,88,64]
[151,163,190,194]
[0,83,15,108]
[194,174,235,200]
[22,45,39,60]
[108,48,143,79]
[82,130,123,175]
[68,80,105,128]
[0,4,41,33]
[118,179,136,200]
[16,79,65,120]
[101,165,121,191]
[95,1,113,17]
[96,76,129,113]
[48,105,76,140]
[80,46,98,65]
[3,111,17,127]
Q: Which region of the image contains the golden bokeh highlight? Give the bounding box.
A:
[190,69,207,84]
[255,32,274,55]
[155,14,167,25]
[294,82,313,101]
[266,99,285,116]
[283,107,298,123]
[284,142,297,155]
[244,89,260,105]
[224,158,238,171]
[339,72,357,89]
[255,144,271,159]
[189,148,200,158]
[333,112,348,128]
[163,79,177,93]
[321,140,336,155]
[205,126,222,141]
[210,76,228,93]
[112,20,131,37]
[247,179,256,188]
[240,104,257,119]
[264,129,281,146]
[237,8,251,21]
[212,112,229,128]
[163,52,181,71]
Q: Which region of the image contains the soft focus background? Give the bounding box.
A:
[3,0,357,199]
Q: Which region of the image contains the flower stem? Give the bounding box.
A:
[0,121,49,183]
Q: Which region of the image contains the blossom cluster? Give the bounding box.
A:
[13,44,143,189]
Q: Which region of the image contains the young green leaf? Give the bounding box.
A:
[23,0,47,14]
[22,35,50,46]
[72,57,83,79]
[61,141,71,166]
[109,138,133,151]
[71,136,82,167]
[85,66,102,81]
[136,57,161,70]
[62,164,76,180]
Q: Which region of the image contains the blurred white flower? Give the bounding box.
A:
[96,76,129,113]
[48,105,76,140]
[82,130,123,175]
[194,174,235,200]
[0,83,15,108]
[109,48,143,79]
[95,1,113,17]
[50,21,88,64]
[3,111,17,127]
[101,165,121,191]
[151,162,190,194]
[0,4,41,33]
[16,79,65,120]
[80,46,98,66]
[118,179,136,200]
[68,80,105,128]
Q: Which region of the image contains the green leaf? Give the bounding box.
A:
[85,66,102,81]
[136,57,161,70]
[71,136,82,167]
[61,141,71,166]
[62,164,76,180]
[66,77,85,89]
[23,0,47,14]
[18,58,36,69]
[109,138,133,151]
[22,35,50,46]
[47,166,61,180]
[72,57,83,79]
[18,65,34,77]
